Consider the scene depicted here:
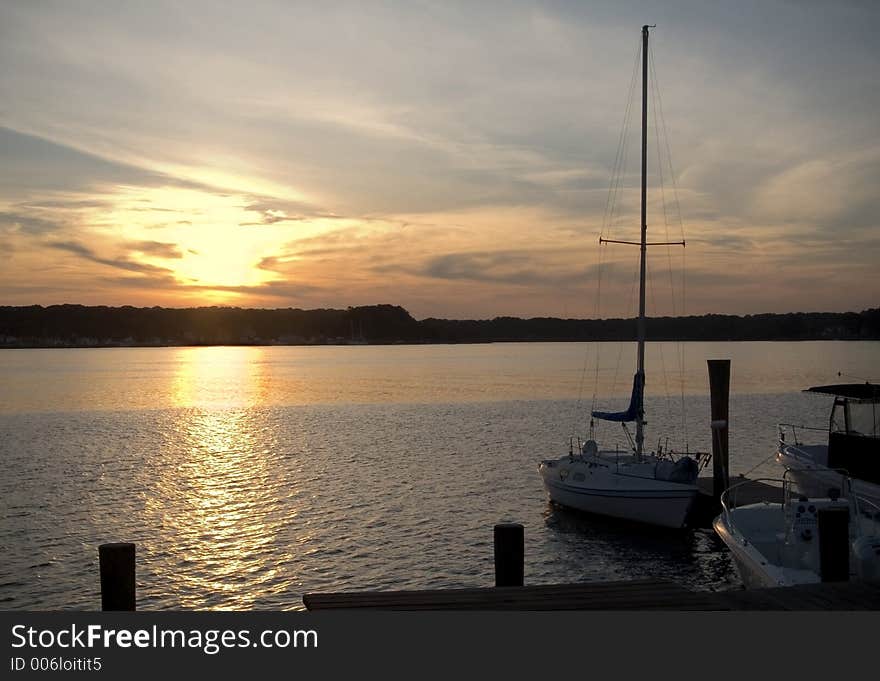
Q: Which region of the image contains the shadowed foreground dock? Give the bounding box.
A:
[303,579,880,611]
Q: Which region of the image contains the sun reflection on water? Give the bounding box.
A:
[143,347,297,609]
[169,346,272,409]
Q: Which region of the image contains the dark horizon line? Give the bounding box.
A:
[2,302,878,324]
[1,302,878,347]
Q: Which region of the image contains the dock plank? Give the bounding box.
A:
[304,579,717,611]
[713,581,880,610]
[304,579,880,611]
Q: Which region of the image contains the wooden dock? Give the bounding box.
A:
[711,581,880,610]
[304,579,704,611]
[303,578,880,611]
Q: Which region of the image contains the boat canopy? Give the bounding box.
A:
[592,371,644,423]
[805,383,879,401]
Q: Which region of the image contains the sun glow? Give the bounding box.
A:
[92,185,310,290]
[173,236,274,289]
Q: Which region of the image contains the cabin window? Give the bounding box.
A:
[849,402,878,437]
[573,473,586,482]
[832,400,878,437]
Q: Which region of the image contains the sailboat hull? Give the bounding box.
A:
[539,457,698,529]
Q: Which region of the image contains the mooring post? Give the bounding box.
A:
[494,523,524,587]
[707,359,730,506]
[99,542,136,611]
[818,507,850,582]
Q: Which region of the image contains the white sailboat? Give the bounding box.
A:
[539,25,701,529]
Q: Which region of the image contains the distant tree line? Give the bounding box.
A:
[0,304,878,347]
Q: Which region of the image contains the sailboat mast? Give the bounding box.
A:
[636,24,650,459]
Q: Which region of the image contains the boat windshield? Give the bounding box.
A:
[831,399,879,438]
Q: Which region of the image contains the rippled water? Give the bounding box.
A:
[1,341,877,609]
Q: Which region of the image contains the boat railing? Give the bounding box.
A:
[720,470,877,537]
[720,477,785,531]
[778,422,826,448]
[853,492,880,523]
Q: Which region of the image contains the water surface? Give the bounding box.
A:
[1,341,876,609]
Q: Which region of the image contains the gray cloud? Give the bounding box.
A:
[769,234,880,269]
[16,198,113,211]
[253,225,403,269]
[412,250,634,289]
[0,211,63,236]
[0,126,233,200]
[686,235,756,252]
[203,280,323,299]
[238,199,337,226]
[97,275,324,302]
[256,256,280,271]
[124,240,184,259]
[47,240,176,276]
[423,251,538,284]
[98,274,185,290]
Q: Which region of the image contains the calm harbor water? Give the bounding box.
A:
[1,341,877,610]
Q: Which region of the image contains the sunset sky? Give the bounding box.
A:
[1,1,878,319]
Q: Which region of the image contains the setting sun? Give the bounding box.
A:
[96,187,284,288]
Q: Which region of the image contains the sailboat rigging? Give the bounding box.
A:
[538,26,702,529]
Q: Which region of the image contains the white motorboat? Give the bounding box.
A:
[539,26,701,529]
[777,383,880,509]
[713,473,880,588]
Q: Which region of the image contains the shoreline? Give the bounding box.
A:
[2,337,879,349]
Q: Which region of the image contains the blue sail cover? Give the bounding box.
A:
[592,371,644,422]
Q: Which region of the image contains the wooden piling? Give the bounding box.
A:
[818,507,850,582]
[707,359,730,505]
[99,542,136,611]
[494,523,524,587]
